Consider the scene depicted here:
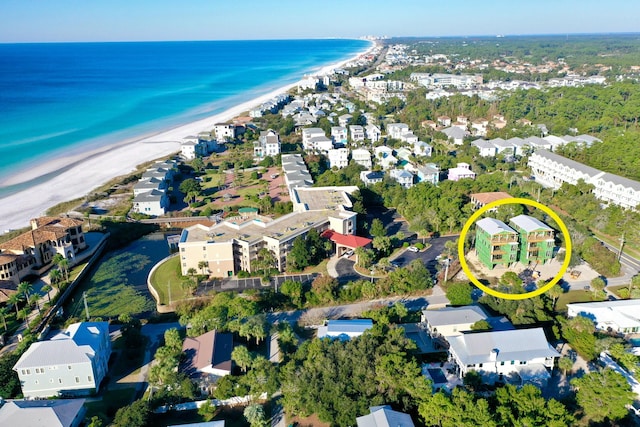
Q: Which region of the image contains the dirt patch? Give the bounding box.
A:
[289,413,332,427]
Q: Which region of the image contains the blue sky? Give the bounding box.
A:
[1,0,638,42]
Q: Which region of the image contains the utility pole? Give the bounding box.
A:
[618,231,625,262]
[83,292,90,320]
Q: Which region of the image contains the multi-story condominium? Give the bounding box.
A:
[132,189,169,216]
[475,218,519,270]
[13,322,111,398]
[132,160,177,216]
[529,150,640,210]
[447,328,560,386]
[0,217,87,282]
[282,154,313,193]
[178,186,359,277]
[509,215,555,265]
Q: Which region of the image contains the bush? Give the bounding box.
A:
[414,242,425,250]
[237,270,251,278]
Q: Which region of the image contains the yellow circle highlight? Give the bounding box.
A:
[457,197,572,300]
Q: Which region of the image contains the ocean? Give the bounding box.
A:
[0,39,369,193]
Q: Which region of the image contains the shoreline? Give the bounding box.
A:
[0,40,376,232]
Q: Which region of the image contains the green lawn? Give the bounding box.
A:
[149,256,193,305]
[556,290,599,311]
[201,172,225,191]
[591,229,640,261]
[84,387,136,422]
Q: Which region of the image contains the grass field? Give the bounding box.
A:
[556,290,598,311]
[149,255,193,305]
[84,387,136,422]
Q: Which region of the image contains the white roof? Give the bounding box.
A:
[448,328,559,366]
[476,218,517,236]
[567,300,640,330]
[423,306,487,327]
[509,215,553,233]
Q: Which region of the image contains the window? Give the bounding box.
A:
[520,361,527,365]
[478,363,483,368]
[75,376,80,383]
[88,375,93,382]
[500,361,505,366]
[67,365,72,370]
[50,378,54,383]
[510,360,515,365]
[35,380,39,384]
[59,378,63,384]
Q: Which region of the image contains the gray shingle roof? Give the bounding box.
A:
[423,306,487,327]
[14,339,93,369]
[356,406,415,427]
[0,399,86,427]
[531,150,602,177]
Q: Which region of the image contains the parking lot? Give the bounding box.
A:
[200,273,319,294]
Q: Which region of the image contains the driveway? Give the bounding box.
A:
[335,258,361,284]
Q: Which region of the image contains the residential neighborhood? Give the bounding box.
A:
[1,33,640,427]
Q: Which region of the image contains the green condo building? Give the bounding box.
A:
[509,215,555,264]
[475,218,519,269]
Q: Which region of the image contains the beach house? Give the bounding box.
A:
[389,169,414,189]
[0,216,87,278]
[475,218,519,270]
[253,129,281,159]
[566,300,640,334]
[317,319,373,340]
[447,163,476,181]
[509,215,555,265]
[331,126,348,145]
[360,170,385,186]
[181,330,234,379]
[447,328,560,386]
[365,124,381,142]
[351,148,373,169]
[356,406,415,427]
[328,148,349,169]
[13,322,111,398]
[350,125,365,142]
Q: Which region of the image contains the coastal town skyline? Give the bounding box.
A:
[1,0,639,43]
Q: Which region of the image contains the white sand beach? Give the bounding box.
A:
[0,41,375,232]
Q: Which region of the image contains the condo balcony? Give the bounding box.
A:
[489,235,519,244]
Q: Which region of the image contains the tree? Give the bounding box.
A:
[280,280,304,307]
[590,276,606,299]
[191,157,205,173]
[7,292,22,317]
[0,307,8,331]
[41,284,52,304]
[372,236,392,256]
[572,368,635,423]
[253,248,276,274]
[370,218,386,238]
[49,268,62,287]
[179,178,202,203]
[113,399,150,427]
[17,281,33,302]
[445,216,457,233]
[445,281,473,306]
[355,247,375,269]
[198,260,208,275]
[558,357,573,376]
[58,259,70,281]
[561,315,597,360]
[470,319,492,331]
[164,328,182,352]
[244,404,266,427]
[232,345,253,373]
[87,416,104,427]
[288,237,309,271]
[547,283,564,310]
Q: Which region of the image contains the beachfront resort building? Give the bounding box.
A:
[13,322,111,398]
[567,300,640,335]
[475,218,519,270]
[253,129,281,159]
[447,328,560,386]
[528,149,640,210]
[509,215,555,265]
[178,184,362,277]
[0,216,87,284]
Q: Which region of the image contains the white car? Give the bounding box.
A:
[407,246,419,252]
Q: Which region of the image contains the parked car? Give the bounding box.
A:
[390,261,400,268]
[407,246,419,252]
[343,250,354,257]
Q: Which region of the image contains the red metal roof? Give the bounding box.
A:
[322,230,372,249]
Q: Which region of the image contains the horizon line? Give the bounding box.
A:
[1,31,639,44]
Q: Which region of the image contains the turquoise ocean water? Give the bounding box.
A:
[0,39,369,196]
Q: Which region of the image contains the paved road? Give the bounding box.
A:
[391,235,459,276]
[335,258,361,284]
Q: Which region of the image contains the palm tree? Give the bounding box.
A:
[18,281,33,302]
[446,216,457,234]
[41,285,52,304]
[0,306,8,331]
[198,261,208,275]
[29,294,41,315]
[58,259,70,281]
[49,269,62,287]
[8,292,22,317]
